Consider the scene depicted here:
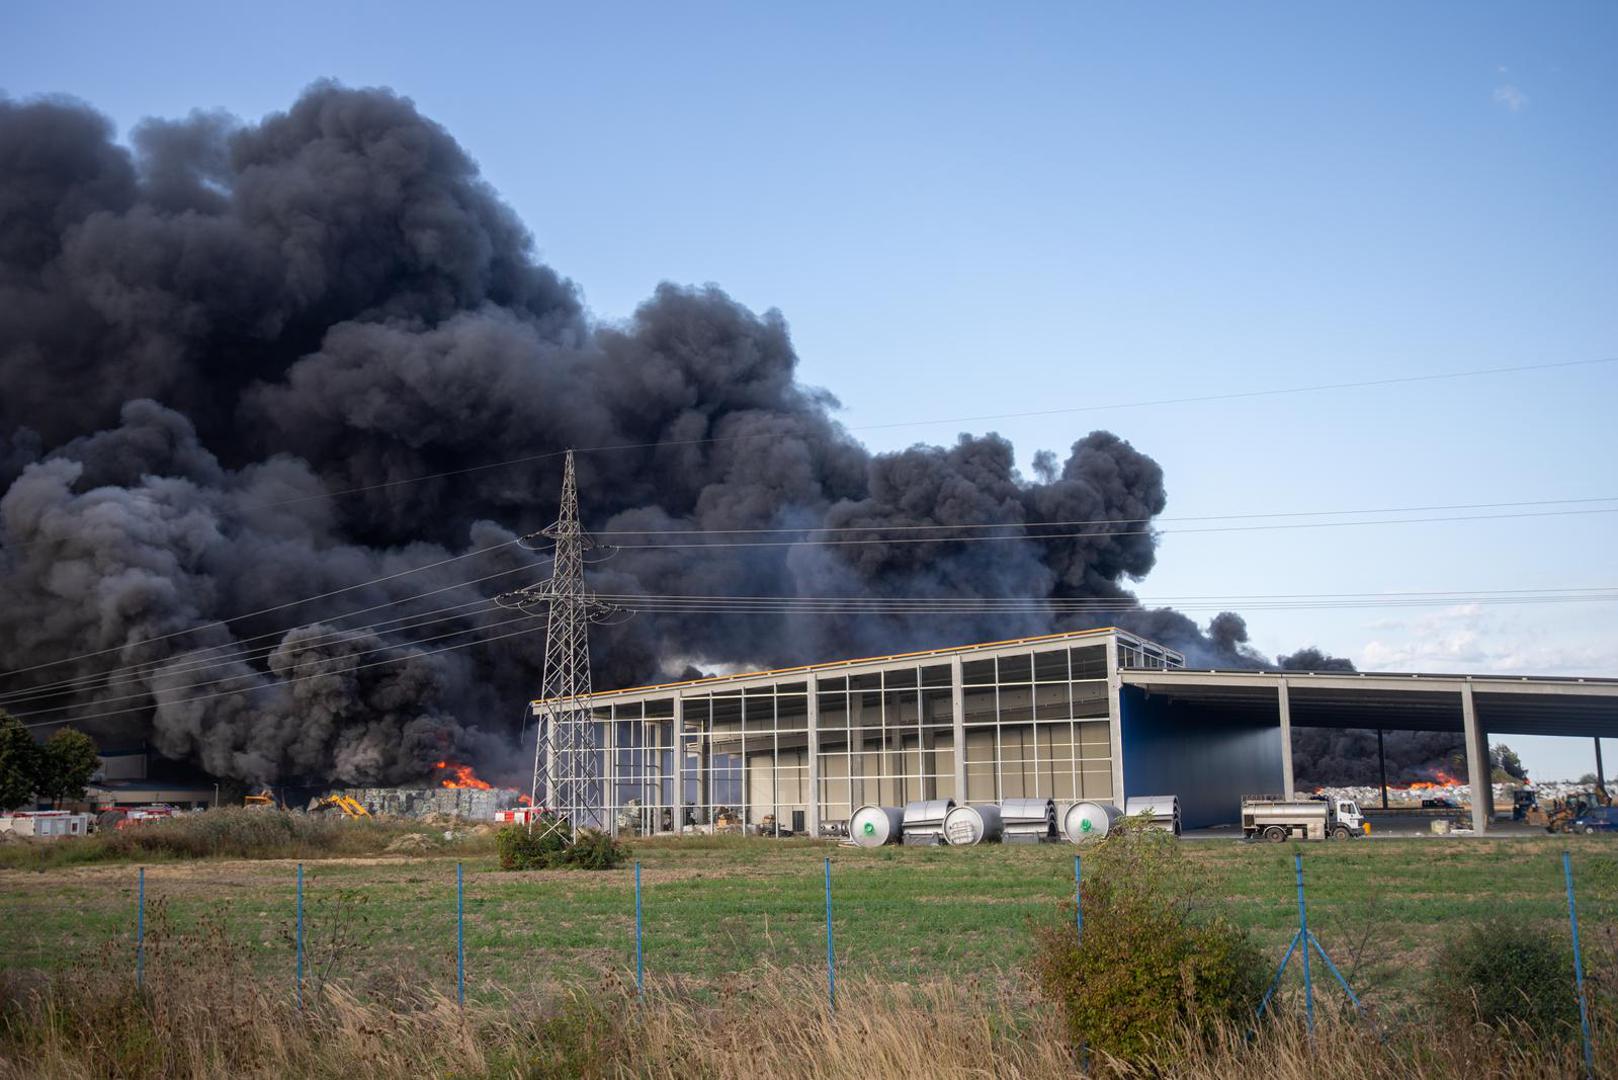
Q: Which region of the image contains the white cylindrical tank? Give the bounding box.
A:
[901,799,955,845]
[1000,798,1058,843]
[1124,794,1182,835]
[849,804,904,847]
[943,803,1004,846]
[1061,800,1122,843]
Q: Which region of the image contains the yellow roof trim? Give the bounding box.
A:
[532,626,1126,706]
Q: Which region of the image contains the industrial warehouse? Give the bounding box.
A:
[537,625,1618,839]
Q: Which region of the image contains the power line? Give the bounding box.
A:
[11,611,546,726]
[19,579,1618,730]
[586,496,1618,537]
[0,596,508,707]
[604,506,1618,549]
[0,549,543,684]
[600,588,1618,614]
[4,356,1607,533]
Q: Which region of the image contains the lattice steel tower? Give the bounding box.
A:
[498,451,619,834]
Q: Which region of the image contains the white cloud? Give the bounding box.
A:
[1358,604,1618,675]
[1493,83,1528,113]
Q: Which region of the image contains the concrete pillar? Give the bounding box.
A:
[605,708,618,838]
[1278,677,1295,800]
[673,696,686,834]
[1377,729,1389,810]
[1460,682,1490,834]
[1104,636,1126,805]
[807,683,821,837]
[950,656,967,801]
[1596,738,1607,793]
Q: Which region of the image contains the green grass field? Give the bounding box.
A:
[3,835,1615,1005]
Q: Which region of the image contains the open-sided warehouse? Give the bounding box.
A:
[534,625,1618,837]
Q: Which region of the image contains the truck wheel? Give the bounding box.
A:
[1332,825,1352,839]
[1263,825,1287,843]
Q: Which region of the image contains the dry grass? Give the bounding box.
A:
[0,807,494,871]
[3,921,1611,1080]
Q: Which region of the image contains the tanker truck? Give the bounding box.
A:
[1241,794,1367,842]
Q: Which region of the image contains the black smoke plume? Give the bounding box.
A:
[0,84,1323,787]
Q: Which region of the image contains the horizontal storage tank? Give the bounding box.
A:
[1061,801,1122,843]
[943,803,1004,846]
[1000,798,1057,844]
[1124,794,1182,836]
[901,799,955,845]
[849,804,904,847]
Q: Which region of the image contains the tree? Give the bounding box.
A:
[1490,742,1527,782]
[0,710,41,811]
[37,728,100,807]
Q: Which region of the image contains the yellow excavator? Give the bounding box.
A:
[312,795,372,818]
[244,788,279,809]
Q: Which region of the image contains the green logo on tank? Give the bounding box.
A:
[863,822,875,835]
[1080,819,1093,832]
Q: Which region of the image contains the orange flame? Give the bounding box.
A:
[1398,768,1466,791]
[433,759,493,790]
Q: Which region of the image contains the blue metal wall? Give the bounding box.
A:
[1120,686,1285,829]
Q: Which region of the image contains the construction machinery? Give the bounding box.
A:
[244,788,279,809]
[1527,783,1612,833]
[312,795,372,818]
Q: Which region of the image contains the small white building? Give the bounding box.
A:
[0,810,93,839]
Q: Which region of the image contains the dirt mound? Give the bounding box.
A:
[384,833,437,854]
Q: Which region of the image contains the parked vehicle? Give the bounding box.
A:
[1420,797,1459,810]
[1242,795,1367,842]
[1569,806,1618,834]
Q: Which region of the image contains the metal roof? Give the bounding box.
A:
[533,625,1140,707]
[1120,668,1618,738]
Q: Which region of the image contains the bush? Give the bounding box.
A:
[496,818,628,871]
[496,818,570,869]
[1431,918,1579,1037]
[1029,821,1266,1063]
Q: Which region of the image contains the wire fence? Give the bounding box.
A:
[6,838,1616,1072]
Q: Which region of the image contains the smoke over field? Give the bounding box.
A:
[1,83,1354,786]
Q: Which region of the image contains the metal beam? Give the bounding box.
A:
[807,683,821,838]
[950,655,966,802]
[1120,669,1618,698]
[1106,635,1126,806]
[1460,682,1490,834]
[1278,678,1295,800]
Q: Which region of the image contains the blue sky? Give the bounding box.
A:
[3,2,1614,779]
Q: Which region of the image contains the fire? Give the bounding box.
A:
[1400,768,1467,791]
[433,759,493,790]
[518,793,534,805]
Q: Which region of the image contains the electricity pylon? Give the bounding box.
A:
[498,451,621,836]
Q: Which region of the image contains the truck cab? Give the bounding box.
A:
[1333,798,1366,834]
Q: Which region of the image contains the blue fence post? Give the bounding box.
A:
[136,866,145,992]
[1563,851,1595,1080]
[295,863,304,1010]
[1294,852,1313,1034]
[1074,854,1083,942]
[824,857,836,1011]
[634,861,644,996]
[456,862,465,1007]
